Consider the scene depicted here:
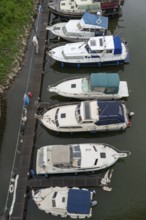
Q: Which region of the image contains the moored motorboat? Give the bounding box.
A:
[32,187,97,218]
[48,35,129,67]
[48,0,123,18]
[36,143,131,175]
[48,73,129,100]
[35,100,134,133]
[47,12,110,42]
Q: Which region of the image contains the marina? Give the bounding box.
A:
[1,0,146,220]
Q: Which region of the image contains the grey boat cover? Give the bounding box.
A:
[52,145,71,165]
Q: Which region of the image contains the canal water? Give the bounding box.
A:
[1,0,146,219]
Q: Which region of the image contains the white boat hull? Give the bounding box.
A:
[36,143,131,175]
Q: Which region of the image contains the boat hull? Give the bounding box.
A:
[58,59,125,68]
[48,1,122,18]
[36,143,131,175]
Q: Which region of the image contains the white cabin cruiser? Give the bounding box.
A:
[48,0,123,18]
[35,100,133,133]
[47,12,109,42]
[36,143,131,175]
[48,73,129,100]
[48,35,129,67]
[32,187,97,218]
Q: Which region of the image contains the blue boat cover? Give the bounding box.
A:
[113,36,122,55]
[96,101,125,125]
[82,12,108,29]
[90,73,119,93]
[67,189,91,214]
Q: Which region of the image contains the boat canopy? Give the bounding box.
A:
[113,36,122,54]
[82,12,108,29]
[67,189,90,214]
[96,100,125,125]
[52,145,71,165]
[90,73,120,93]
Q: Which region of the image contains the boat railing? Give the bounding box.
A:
[48,75,85,88]
[102,143,131,157]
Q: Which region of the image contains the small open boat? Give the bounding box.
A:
[32,187,97,218]
[48,73,129,100]
[36,143,131,175]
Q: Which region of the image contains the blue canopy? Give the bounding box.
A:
[113,36,122,55]
[82,12,108,29]
[67,189,91,214]
[90,73,119,93]
[96,100,125,125]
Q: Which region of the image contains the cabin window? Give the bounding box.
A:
[52,192,58,199]
[106,50,112,53]
[94,159,98,165]
[61,3,65,6]
[61,113,66,118]
[77,22,82,30]
[62,26,67,34]
[73,145,81,158]
[75,104,82,123]
[52,200,56,207]
[96,50,104,53]
[71,6,74,9]
[71,84,76,88]
[74,145,80,151]
[90,29,95,32]
[91,87,105,92]
[99,38,103,46]
[93,146,97,152]
[100,152,106,158]
[105,88,115,94]
[62,197,65,202]
[83,28,89,32]
[55,108,59,127]
[90,39,96,46]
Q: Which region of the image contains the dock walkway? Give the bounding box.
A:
[9,1,48,219]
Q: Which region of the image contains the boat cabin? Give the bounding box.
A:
[86,35,122,55]
[63,12,108,37]
[67,189,91,215]
[89,73,120,93]
[96,100,125,125]
[60,0,101,12]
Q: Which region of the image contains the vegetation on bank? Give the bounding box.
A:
[0,0,35,84]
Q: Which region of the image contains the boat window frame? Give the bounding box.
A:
[75,103,82,123]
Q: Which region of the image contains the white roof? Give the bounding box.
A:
[58,105,78,127]
[65,20,80,33]
[88,36,114,51]
[75,0,96,6]
[80,101,99,122]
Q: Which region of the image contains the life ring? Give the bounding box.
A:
[97,19,101,25]
[9,184,14,193]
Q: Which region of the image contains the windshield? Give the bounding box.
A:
[75,103,82,123]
